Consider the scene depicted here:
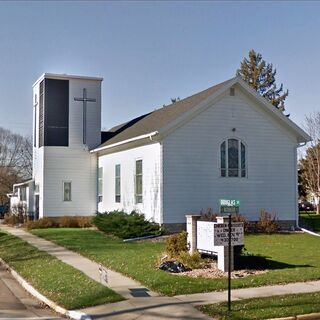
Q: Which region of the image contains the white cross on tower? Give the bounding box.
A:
[74,88,96,145]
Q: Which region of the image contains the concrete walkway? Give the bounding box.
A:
[1,224,320,320]
[175,280,320,305]
[0,224,157,300]
[0,225,210,319]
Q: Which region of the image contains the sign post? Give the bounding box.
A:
[219,199,241,313]
[228,213,231,312]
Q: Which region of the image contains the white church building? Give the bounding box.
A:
[11,73,310,230]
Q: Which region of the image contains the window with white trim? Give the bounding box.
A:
[135,159,143,203]
[220,138,246,177]
[63,181,72,201]
[98,167,103,202]
[115,164,121,203]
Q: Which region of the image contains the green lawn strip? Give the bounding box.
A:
[31,229,320,296]
[0,231,123,309]
[299,213,320,232]
[198,292,320,320]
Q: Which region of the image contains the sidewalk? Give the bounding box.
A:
[0,224,210,319]
[1,224,320,320]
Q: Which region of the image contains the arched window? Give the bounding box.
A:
[220,138,246,177]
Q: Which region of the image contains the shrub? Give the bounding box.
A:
[257,210,279,234]
[77,216,92,228]
[177,250,202,269]
[24,217,59,230]
[92,210,162,239]
[10,203,27,222]
[60,216,80,228]
[165,231,188,257]
[232,213,258,233]
[199,208,217,222]
[3,213,23,226]
[24,216,93,230]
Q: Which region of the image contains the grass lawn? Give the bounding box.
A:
[199,292,320,320]
[0,231,123,309]
[31,228,320,296]
[299,212,320,233]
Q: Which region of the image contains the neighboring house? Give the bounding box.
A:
[7,179,34,217]
[10,73,310,231]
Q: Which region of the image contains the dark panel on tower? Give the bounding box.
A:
[39,80,44,147]
[44,79,69,146]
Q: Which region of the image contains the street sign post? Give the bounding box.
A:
[219,199,242,313]
[228,214,231,312]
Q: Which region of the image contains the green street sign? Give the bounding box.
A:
[220,199,240,207]
[220,199,240,214]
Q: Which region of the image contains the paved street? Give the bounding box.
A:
[0,265,62,319]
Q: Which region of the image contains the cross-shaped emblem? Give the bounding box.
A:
[74,88,96,145]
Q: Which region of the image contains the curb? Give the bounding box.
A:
[0,258,92,320]
[269,312,320,320]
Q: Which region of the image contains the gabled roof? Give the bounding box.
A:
[96,78,234,149]
[93,77,310,153]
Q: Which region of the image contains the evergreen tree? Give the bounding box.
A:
[237,49,289,112]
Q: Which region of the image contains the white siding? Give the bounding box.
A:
[98,143,162,223]
[162,91,298,223]
[42,147,97,217]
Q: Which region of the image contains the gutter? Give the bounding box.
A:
[91,131,159,153]
[12,179,34,188]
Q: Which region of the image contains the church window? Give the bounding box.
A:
[135,160,143,204]
[220,139,246,177]
[115,164,121,203]
[63,181,72,201]
[98,167,103,202]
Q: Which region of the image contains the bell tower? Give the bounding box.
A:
[32,73,103,219]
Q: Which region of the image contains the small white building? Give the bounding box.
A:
[8,179,34,217]
[13,73,310,230]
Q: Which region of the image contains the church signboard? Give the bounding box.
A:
[213,222,244,246]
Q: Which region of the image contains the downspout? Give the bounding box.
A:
[149,132,163,226]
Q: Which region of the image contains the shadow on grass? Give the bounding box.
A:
[235,255,314,270]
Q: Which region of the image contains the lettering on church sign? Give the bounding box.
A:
[214,222,244,246]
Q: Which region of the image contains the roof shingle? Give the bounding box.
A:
[99,78,234,148]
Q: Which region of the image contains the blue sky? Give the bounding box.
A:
[0,1,319,135]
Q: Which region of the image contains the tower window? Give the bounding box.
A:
[63,181,72,201]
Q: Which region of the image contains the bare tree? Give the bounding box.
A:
[300,112,320,214]
[0,128,32,205]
